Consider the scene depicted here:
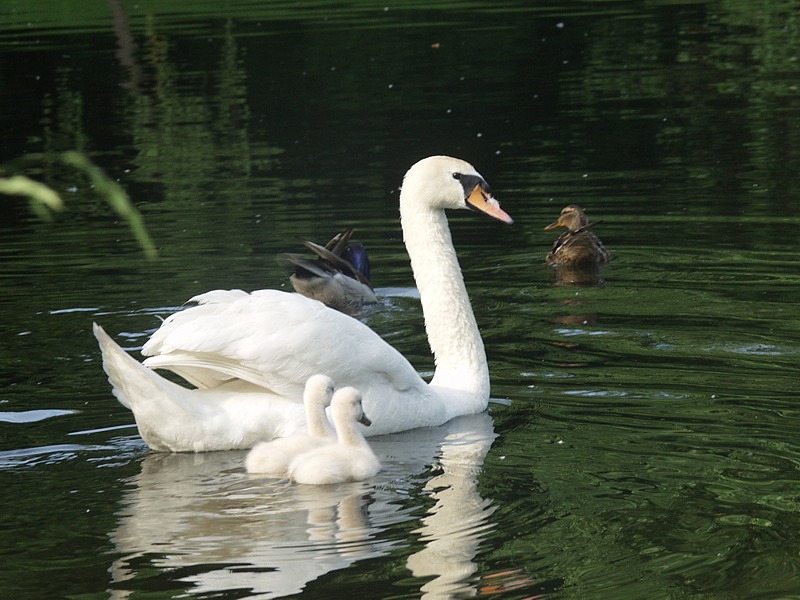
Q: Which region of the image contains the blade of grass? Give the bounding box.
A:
[62,151,158,259]
[0,175,65,221]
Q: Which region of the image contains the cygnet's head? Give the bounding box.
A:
[330,386,371,428]
[304,374,335,405]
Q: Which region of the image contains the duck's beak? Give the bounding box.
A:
[544,217,563,231]
[466,185,514,225]
[359,413,372,427]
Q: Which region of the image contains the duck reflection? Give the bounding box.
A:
[544,205,611,286]
[108,412,496,598]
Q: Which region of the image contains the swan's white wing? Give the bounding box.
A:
[142,289,428,403]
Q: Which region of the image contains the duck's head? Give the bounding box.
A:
[343,242,371,281]
[545,204,590,232]
[401,156,513,225]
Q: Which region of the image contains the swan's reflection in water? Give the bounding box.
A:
[407,423,497,598]
[109,412,496,598]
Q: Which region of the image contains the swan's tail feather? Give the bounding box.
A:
[93,323,135,409]
[93,323,187,415]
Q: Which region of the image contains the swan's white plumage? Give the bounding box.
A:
[94,155,512,451]
[141,289,436,435]
[245,374,336,474]
[288,387,380,485]
[93,323,306,452]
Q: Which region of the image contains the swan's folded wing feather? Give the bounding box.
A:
[141,289,427,400]
[189,288,251,306]
[142,353,252,390]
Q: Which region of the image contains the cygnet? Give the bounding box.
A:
[288,386,380,485]
[245,374,335,474]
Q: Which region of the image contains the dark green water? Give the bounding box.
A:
[1,1,799,598]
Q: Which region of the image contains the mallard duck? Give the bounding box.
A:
[288,386,380,484]
[282,228,378,315]
[93,156,513,452]
[544,205,610,284]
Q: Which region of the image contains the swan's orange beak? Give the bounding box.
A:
[466,185,514,225]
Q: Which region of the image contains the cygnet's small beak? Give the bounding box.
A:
[359,413,372,427]
[466,185,514,225]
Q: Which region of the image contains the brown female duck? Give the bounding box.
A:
[544,205,611,284]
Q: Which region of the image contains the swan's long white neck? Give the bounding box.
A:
[399,183,490,401]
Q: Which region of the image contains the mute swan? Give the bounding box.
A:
[282,228,377,315]
[93,155,513,452]
[288,387,380,484]
[245,374,335,474]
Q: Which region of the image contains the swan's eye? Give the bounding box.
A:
[452,172,462,180]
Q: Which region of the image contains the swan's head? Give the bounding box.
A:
[331,386,372,427]
[545,204,589,232]
[303,374,335,407]
[402,156,513,225]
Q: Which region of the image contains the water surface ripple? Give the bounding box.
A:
[2,1,799,598]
